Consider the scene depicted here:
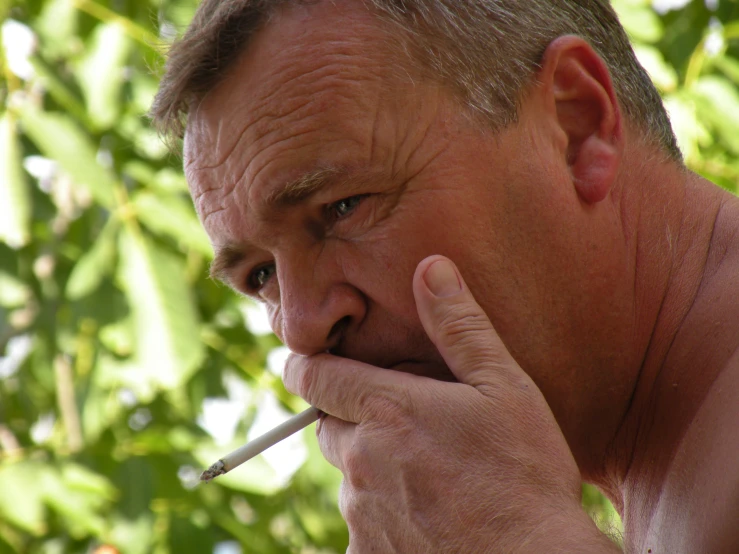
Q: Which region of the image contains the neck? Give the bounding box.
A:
[591,151,739,532]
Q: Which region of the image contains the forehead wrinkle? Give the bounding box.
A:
[185,0,418,174]
[245,130,366,207]
[216,71,380,212]
[185,98,253,174]
[246,69,382,153]
[274,55,383,95]
[189,166,247,224]
[186,25,402,221]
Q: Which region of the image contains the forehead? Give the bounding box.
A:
[184,1,411,227]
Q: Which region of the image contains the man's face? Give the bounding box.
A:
[184,1,632,418]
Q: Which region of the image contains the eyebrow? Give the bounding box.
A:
[268,165,347,206]
[210,242,249,284]
[209,165,366,283]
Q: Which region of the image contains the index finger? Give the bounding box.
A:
[283,353,428,424]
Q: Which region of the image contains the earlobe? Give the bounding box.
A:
[570,134,619,204]
[539,36,623,205]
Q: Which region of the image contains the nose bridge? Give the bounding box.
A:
[276,250,364,356]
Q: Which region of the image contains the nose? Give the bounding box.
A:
[271,257,366,356]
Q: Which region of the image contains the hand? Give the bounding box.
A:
[284,256,618,553]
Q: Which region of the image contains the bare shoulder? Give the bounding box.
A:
[646,348,739,553]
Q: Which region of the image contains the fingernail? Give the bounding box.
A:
[424,260,461,297]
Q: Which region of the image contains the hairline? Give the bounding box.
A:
[152,0,683,162]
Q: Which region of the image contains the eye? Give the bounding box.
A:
[246,264,275,292]
[328,195,367,220]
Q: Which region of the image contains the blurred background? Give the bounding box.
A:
[0,0,737,552]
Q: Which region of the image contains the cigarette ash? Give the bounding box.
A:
[200,460,227,483]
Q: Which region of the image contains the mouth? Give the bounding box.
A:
[388,360,456,382]
[388,360,419,372]
[325,350,456,382]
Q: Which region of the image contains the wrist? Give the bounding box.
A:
[491,505,623,554]
[514,504,623,553]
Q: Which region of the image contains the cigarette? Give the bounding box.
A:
[200,406,321,483]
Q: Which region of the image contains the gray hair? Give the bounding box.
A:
[151,0,682,161]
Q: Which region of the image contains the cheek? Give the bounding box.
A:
[334,238,408,296]
[332,235,423,323]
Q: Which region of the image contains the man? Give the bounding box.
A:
[152,0,739,551]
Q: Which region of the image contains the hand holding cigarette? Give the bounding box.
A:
[200,406,321,482]
[277,257,604,551]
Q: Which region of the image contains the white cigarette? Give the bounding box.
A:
[200,406,321,483]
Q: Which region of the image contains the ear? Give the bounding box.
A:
[537,36,623,204]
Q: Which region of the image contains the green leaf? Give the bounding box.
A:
[18,106,117,209]
[0,271,31,308]
[663,93,709,163]
[33,0,78,58]
[108,514,154,554]
[42,464,116,539]
[77,22,132,129]
[81,366,125,443]
[118,229,205,391]
[168,514,215,554]
[0,461,48,535]
[634,44,678,93]
[62,463,117,500]
[118,114,170,160]
[0,529,21,554]
[691,75,739,155]
[65,219,119,299]
[612,0,664,44]
[124,162,188,194]
[714,55,739,86]
[0,113,32,248]
[98,318,134,357]
[29,56,90,127]
[132,191,212,257]
[96,353,157,402]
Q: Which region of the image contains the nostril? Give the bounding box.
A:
[327,316,351,352]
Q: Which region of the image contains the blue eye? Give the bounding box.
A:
[330,195,366,219]
[247,264,275,291]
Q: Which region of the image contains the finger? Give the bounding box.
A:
[283,352,419,423]
[315,413,355,472]
[319,416,389,496]
[412,255,520,388]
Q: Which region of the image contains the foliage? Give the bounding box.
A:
[0,0,737,552]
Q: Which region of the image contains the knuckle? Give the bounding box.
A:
[297,357,319,399]
[282,353,300,394]
[339,480,367,534]
[373,389,402,420]
[343,442,372,491]
[439,307,492,341]
[366,386,416,433]
[384,392,416,434]
[284,355,320,401]
[437,306,516,370]
[340,490,361,531]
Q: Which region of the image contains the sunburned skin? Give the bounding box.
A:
[182,1,739,551]
[184,1,640,453]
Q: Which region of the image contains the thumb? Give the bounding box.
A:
[413,255,519,388]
